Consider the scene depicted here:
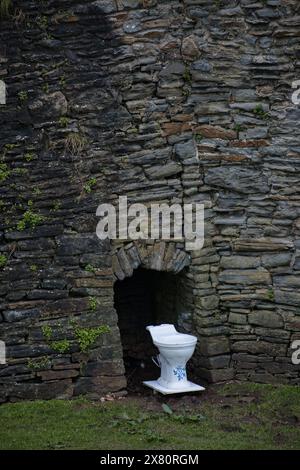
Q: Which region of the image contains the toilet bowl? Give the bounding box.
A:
[143,324,205,395]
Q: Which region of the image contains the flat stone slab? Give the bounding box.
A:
[143,380,205,395]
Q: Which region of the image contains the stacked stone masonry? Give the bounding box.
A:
[0,0,300,401]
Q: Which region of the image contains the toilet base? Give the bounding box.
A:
[143,380,205,395]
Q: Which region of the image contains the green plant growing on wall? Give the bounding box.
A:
[28,356,51,371]
[85,264,97,274]
[0,0,12,19]
[0,254,7,268]
[51,200,61,212]
[41,325,53,341]
[183,65,192,85]
[41,317,110,357]
[42,82,49,94]
[33,187,41,196]
[36,15,48,30]
[0,162,10,182]
[18,90,28,103]
[64,132,87,155]
[42,325,70,354]
[59,74,66,87]
[73,325,110,353]
[4,143,18,151]
[83,177,97,194]
[252,104,270,120]
[59,116,69,128]
[14,167,28,176]
[51,339,70,354]
[194,133,203,143]
[88,297,98,312]
[17,200,45,231]
[182,87,190,98]
[267,288,275,301]
[233,123,245,134]
[24,152,36,162]
[41,324,70,353]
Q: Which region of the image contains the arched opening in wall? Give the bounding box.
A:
[114,266,192,393]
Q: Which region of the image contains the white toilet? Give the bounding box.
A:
[143,324,205,394]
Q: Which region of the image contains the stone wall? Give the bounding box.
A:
[0,0,300,402]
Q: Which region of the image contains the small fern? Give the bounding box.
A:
[51,339,70,354]
[73,325,110,353]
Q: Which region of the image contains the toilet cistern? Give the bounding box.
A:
[143,324,205,395]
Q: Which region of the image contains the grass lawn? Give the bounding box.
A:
[0,382,299,450]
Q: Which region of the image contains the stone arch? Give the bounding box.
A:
[112,240,191,281]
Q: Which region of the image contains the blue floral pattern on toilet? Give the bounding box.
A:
[173,366,186,381]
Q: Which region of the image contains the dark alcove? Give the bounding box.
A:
[114,267,181,391]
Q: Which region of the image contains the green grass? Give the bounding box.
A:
[0,383,299,450]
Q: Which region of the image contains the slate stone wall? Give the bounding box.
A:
[1,0,300,402]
